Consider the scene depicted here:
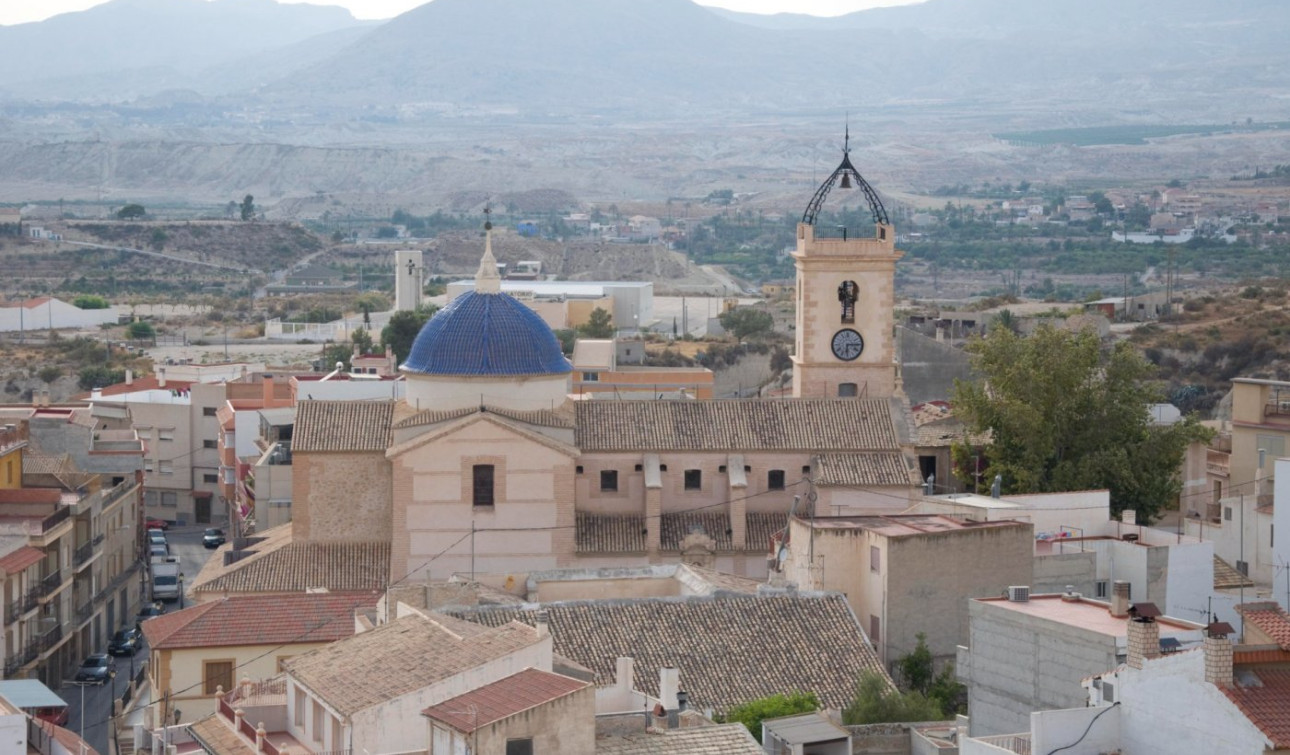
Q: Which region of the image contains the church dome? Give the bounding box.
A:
[402,290,571,377]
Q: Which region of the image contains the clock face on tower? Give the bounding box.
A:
[831,328,864,361]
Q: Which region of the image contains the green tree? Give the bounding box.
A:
[240,194,256,222]
[37,366,62,385]
[553,329,577,356]
[951,324,1213,523]
[843,672,943,725]
[125,321,155,340]
[721,691,819,743]
[77,366,125,391]
[116,203,146,220]
[577,307,615,338]
[897,633,934,694]
[72,295,110,310]
[718,307,774,340]
[351,327,374,355]
[381,307,437,364]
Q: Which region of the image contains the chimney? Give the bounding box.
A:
[1126,603,1161,669]
[91,387,103,400]
[534,609,549,638]
[125,369,133,386]
[1110,581,1131,618]
[158,368,166,388]
[1204,621,1236,687]
[615,657,634,695]
[659,666,679,712]
[262,374,275,406]
[1122,509,1137,526]
[1061,585,1079,602]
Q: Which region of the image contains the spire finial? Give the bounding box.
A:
[475,205,501,294]
[844,114,850,155]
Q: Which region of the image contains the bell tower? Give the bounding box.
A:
[792,131,902,399]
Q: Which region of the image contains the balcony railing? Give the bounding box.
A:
[73,540,96,567]
[36,570,65,598]
[75,600,94,625]
[1266,400,1290,418]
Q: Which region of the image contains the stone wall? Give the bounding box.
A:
[292,451,392,542]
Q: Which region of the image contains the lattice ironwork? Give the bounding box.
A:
[801,127,889,227]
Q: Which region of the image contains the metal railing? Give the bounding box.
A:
[73,540,96,567]
[37,506,71,534]
[35,570,65,598]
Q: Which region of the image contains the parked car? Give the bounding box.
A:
[145,518,168,530]
[73,654,116,685]
[148,542,168,558]
[108,627,141,656]
[136,602,165,625]
[147,529,167,545]
[202,528,226,549]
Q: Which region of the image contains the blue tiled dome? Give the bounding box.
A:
[403,291,572,376]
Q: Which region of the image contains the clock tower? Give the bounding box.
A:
[792,133,902,399]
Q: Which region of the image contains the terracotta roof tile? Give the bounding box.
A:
[187,713,256,755]
[1241,605,1290,650]
[576,513,645,553]
[1221,668,1290,749]
[0,545,44,574]
[141,593,379,650]
[575,512,787,554]
[422,668,590,733]
[189,527,389,595]
[446,593,889,713]
[596,723,763,754]
[815,452,916,487]
[395,404,574,431]
[1214,555,1255,590]
[1234,649,1290,665]
[293,400,394,452]
[574,399,900,452]
[285,614,541,716]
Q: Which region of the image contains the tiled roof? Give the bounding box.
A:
[422,668,590,733]
[596,724,763,754]
[403,291,572,376]
[1221,668,1290,749]
[574,399,900,452]
[1241,605,1290,650]
[574,512,786,554]
[286,613,541,716]
[292,400,394,452]
[188,714,255,755]
[394,404,575,431]
[815,452,915,487]
[1215,555,1255,590]
[0,545,44,574]
[189,526,389,596]
[446,593,888,712]
[140,593,379,650]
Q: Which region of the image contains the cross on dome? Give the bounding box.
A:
[475,207,501,294]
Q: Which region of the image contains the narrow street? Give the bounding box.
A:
[58,526,216,754]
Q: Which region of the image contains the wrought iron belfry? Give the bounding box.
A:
[801,125,890,227]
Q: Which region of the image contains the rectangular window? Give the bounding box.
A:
[600,470,618,492]
[158,460,173,475]
[869,615,880,643]
[1096,580,1109,599]
[203,473,218,484]
[768,469,785,490]
[294,685,305,727]
[684,469,701,490]
[634,464,643,472]
[203,407,218,417]
[1225,506,1233,522]
[203,439,217,449]
[161,492,177,507]
[582,372,600,382]
[870,545,880,573]
[203,661,233,695]
[802,465,811,475]
[838,383,858,398]
[473,465,495,507]
[506,740,534,755]
[1102,681,1115,703]
[159,428,175,442]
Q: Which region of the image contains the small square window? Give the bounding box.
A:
[473,464,495,507]
[203,407,218,417]
[159,460,173,475]
[634,464,643,472]
[838,383,859,398]
[659,464,668,472]
[506,739,533,755]
[870,545,880,572]
[684,469,701,490]
[582,371,600,382]
[576,465,584,474]
[801,465,811,475]
[600,470,618,492]
[768,470,785,490]
[159,428,175,442]
[718,465,727,473]
[203,439,217,449]
[203,473,218,484]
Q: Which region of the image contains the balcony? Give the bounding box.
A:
[3,589,37,624]
[35,569,67,600]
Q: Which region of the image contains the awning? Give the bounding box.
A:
[0,679,67,709]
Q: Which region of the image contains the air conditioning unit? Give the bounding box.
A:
[1007,585,1030,602]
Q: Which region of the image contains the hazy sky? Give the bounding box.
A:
[0,0,922,26]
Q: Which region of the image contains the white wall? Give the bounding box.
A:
[234,410,260,459]
[1029,706,1121,755]
[1276,458,1290,609]
[294,380,406,402]
[1164,540,1215,626]
[0,299,118,332]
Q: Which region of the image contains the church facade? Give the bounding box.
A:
[289,147,919,583]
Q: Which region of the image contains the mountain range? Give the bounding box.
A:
[2,0,1288,125]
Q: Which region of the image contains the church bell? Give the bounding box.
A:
[839,172,853,189]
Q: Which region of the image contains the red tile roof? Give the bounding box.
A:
[422,668,590,733]
[140,593,380,650]
[1221,668,1290,749]
[80,376,196,398]
[0,545,45,574]
[0,488,61,504]
[1241,606,1290,650]
[1235,649,1290,665]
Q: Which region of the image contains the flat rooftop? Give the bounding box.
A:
[449,280,651,296]
[977,594,1204,637]
[799,515,1028,538]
